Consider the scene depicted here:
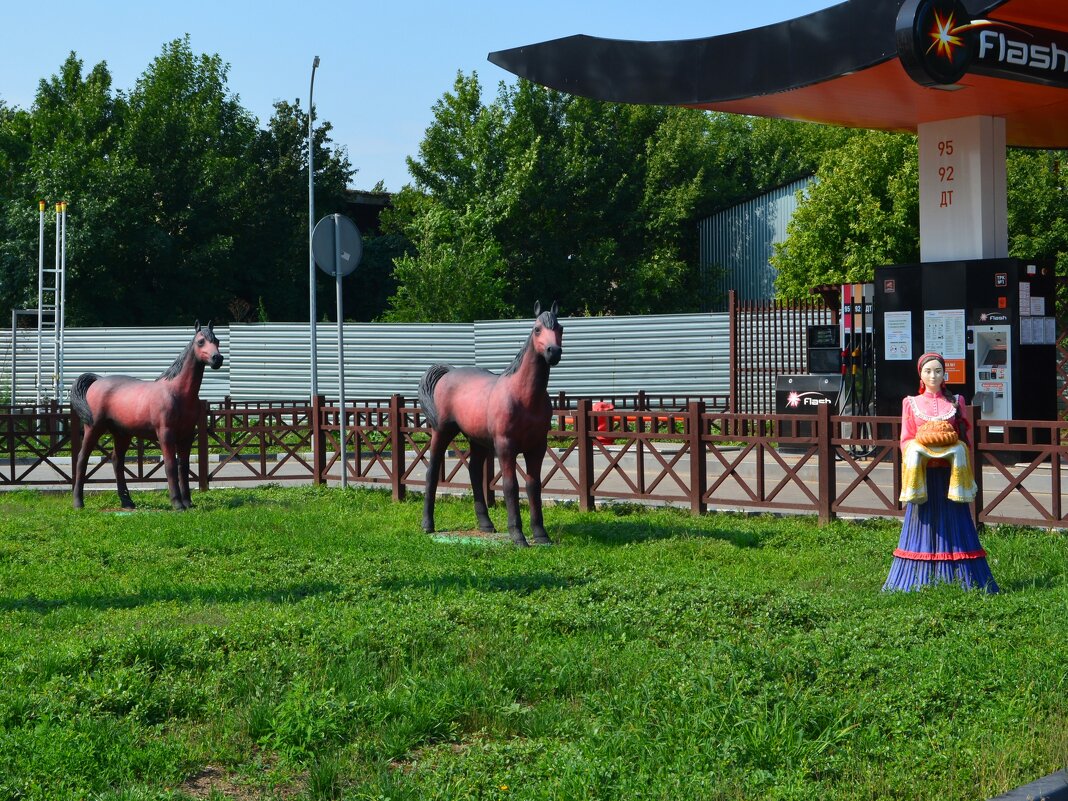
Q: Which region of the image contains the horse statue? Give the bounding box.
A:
[70,320,224,511]
[419,301,563,546]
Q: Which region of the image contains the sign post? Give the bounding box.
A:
[311,213,363,488]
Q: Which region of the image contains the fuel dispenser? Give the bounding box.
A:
[840,283,875,418]
[838,283,876,455]
[873,257,1056,440]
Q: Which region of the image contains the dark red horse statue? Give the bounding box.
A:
[419,301,563,546]
[70,320,224,511]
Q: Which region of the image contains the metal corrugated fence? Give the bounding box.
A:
[475,313,727,396]
[3,327,231,403]
[699,175,813,310]
[1,314,730,403]
[229,323,474,400]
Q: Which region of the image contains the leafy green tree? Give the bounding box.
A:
[245,98,354,322]
[0,38,354,327]
[0,101,33,316]
[0,54,128,322]
[384,73,842,322]
[384,201,509,322]
[1005,149,1068,311]
[772,131,919,298]
[1006,149,1068,269]
[107,38,270,324]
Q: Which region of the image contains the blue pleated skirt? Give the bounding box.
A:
[883,467,999,593]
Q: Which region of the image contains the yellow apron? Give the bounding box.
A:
[899,440,977,505]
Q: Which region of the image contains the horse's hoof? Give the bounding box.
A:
[532,535,552,545]
[72,499,84,510]
[479,523,497,534]
[422,522,435,534]
[121,502,136,510]
[509,533,530,547]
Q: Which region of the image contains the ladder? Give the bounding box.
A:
[36,200,66,405]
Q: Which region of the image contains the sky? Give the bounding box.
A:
[0,0,840,193]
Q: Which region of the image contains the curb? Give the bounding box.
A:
[989,770,1068,801]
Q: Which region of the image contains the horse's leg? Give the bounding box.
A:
[467,442,496,533]
[110,431,136,510]
[524,446,551,545]
[497,446,528,547]
[159,430,185,511]
[177,434,194,509]
[422,424,457,533]
[73,423,103,509]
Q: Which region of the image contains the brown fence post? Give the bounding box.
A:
[728,289,737,424]
[817,402,835,524]
[69,407,82,483]
[48,399,58,449]
[390,394,406,502]
[312,394,325,485]
[688,401,707,515]
[577,398,594,512]
[969,404,983,528]
[198,400,210,491]
[223,395,233,447]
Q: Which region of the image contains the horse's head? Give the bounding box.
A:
[532,300,563,367]
[193,320,224,370]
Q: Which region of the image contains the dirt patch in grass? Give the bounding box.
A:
[179,764,306,800]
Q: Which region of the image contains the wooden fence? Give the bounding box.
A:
[3,396,1067,530]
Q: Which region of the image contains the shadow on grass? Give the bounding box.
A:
[0,580,339,614]
[72,486,316,513]
[378,571,588,596]
[557,515,763,548]
[995,575,1068,592]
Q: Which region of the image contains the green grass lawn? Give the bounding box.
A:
[0,486,1065,800]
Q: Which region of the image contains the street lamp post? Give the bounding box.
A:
[308,55,320,401]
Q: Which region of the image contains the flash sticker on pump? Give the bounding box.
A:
[944,359,966,385]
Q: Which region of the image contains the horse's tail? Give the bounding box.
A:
[70,372,100,427]
[418,364,452,430]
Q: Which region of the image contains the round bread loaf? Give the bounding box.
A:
[915,418,958,447]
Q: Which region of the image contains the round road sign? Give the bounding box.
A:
[312,214,363,277]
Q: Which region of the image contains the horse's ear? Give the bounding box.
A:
[207,320,214,333]
[551,300,559,316]
[194,319,201,332]
[534,300,541,317]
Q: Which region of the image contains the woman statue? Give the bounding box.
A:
[882,352,999,593]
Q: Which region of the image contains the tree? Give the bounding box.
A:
[771,131,919,298]
[245,98,354,321]
[0,39,354,327]
[383,73,843,322]
[384,200,509,322]
[1006,149,1068,271]
[0,54,126,322]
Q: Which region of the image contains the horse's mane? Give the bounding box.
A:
[158,342,194,380]
[502,309,558,377]
[158,327,220,381]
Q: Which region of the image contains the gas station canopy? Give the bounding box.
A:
[488,0,1068,149]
